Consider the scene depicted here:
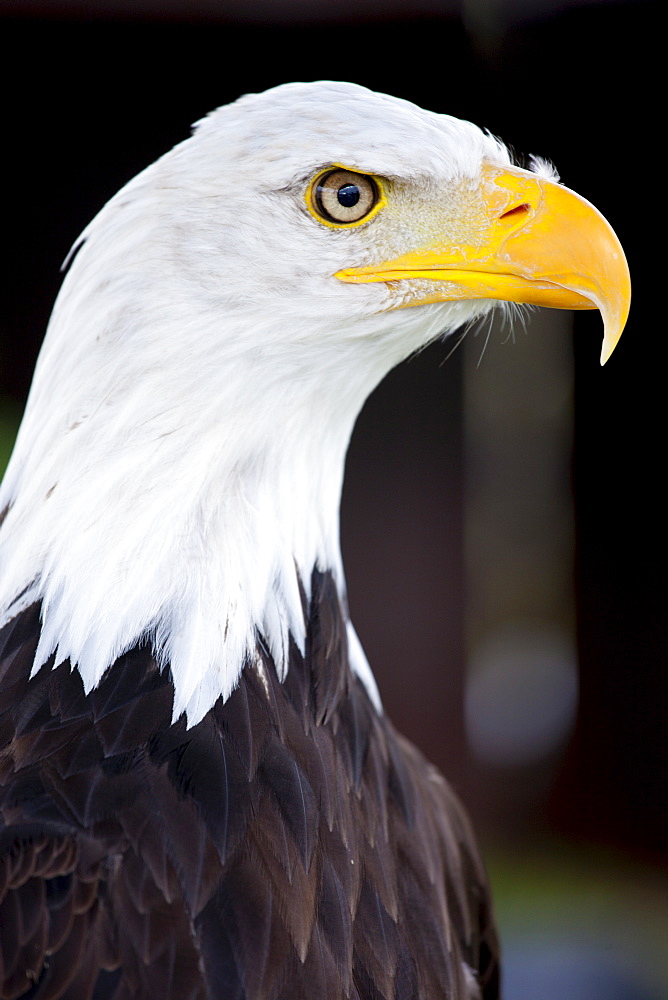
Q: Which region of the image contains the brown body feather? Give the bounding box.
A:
[0,570,499,999]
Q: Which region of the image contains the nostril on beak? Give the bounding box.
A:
[499,203,531,221]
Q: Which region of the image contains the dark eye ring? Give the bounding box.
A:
[313,169,378,225]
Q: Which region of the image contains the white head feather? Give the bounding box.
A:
[0,81,510,725]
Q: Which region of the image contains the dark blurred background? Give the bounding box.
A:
[1,2,666,997]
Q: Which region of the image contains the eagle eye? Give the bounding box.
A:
[311,169,379,226]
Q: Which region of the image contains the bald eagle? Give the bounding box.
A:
[0,82,629,999]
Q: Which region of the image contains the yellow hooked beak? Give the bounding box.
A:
[335,164,630,364]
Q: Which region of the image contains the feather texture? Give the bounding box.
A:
[0,571,498,999]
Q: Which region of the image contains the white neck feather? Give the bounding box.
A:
[0,204,455,727]
[0,284,383,723]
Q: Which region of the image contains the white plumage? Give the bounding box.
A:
[0,83,519,725]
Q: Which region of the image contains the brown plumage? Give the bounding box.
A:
[0,571,498,999]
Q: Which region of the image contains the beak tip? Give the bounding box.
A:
[600,324,623,365]
[599,289,630,365]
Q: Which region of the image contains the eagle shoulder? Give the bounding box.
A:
[0,573,498,999]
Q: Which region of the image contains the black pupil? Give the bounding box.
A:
[337,184,360,208]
